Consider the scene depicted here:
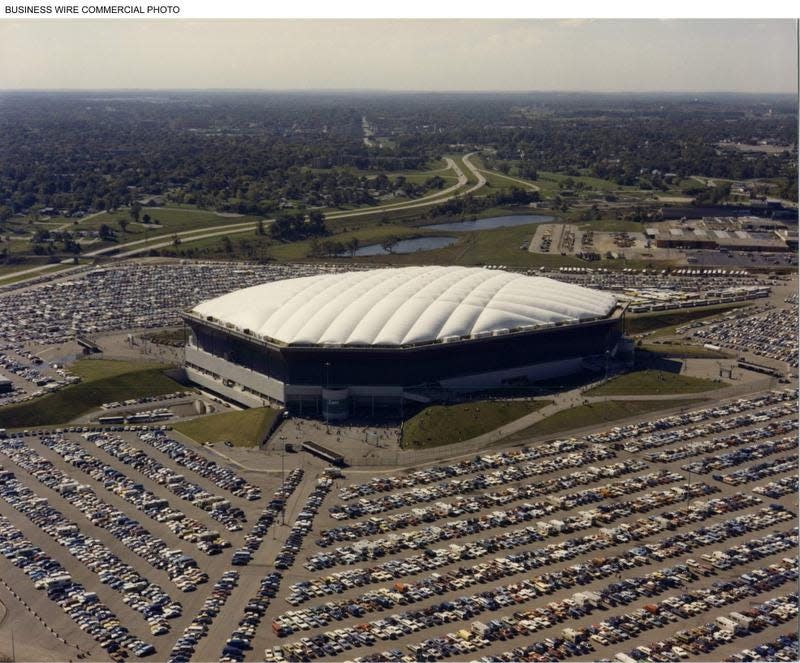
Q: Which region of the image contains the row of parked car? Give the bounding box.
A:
[692,306,799,366]
[683,435,795,474]
[86,432,246,531]
[0,437,208,590]
[276,470,338,571]
[752,475,798,499]
[291,492,790,611]
[232,468,304,566]
[36,432,227,561]
[279,504,795,634]
[339,391,794,511]
[0,466,180,636]
[644,415,796,463]
[0,262,344,347]
[717,454,795,486]
[220,469,341,663]
[138,429,261,500]
[725,632,798,662]
[331,445,618,523]
[338,437,591,501]
[168,569,240,663]
[0,348,79,390]
[476,578,798,663]
[328,456,646,526]
[307,480,721,572]
[613,591,799,663]
[598,390,796,454]
[322,465,684,547]
[278,537,798,661]
[0,514,155,660]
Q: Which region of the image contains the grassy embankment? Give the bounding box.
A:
[0,359,182,428]
[401,399,551,449]
[174,407,280,448]
[501,398,701,444]
[585,370,724,397]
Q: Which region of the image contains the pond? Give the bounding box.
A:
[422,214,555,232]
[352,236,458,256]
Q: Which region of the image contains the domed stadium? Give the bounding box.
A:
[182,266,624,419]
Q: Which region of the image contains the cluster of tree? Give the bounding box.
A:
[269,211,327,241]
[426,187,540,218]
[29,228,81,254]
[1,91,795,219]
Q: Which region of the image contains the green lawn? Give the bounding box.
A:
[71,207,262,239]
[585,370,724,396]
[401,399,551,449]
[577,219,648,233]
[0,263,81,284]
[174,407,279,447]
[625,303,748,336]
[0,359,182,428]
[501,398,700,444]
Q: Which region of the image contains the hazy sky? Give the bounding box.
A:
[0,19,796,92]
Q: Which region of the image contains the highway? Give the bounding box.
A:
[0,153,490,286]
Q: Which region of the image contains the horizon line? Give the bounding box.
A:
[0,87,796,96]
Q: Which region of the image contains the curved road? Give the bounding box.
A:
[0,154,489,285]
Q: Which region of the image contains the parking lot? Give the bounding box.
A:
[0,259,797,663]
[5,387,794,662]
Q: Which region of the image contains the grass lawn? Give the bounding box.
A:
[174,407,279,447]
[401,399,551,449]
[71,207,262,240]
[501,398,700,444]
[585,370,724,396]
[0,263,81,284]
[625,303,748,336]
[577,219,649,233]
[0,359,182,428]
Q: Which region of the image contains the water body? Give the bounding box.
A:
[422,214,555,232]
[353,236,457,256]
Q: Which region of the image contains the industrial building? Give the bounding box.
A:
[651,216,794,252]
[182,266,623,419]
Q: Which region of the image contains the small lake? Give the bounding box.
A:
[353,236,457,256]
[422,214,555,232]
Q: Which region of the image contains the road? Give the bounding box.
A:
[0,154,488,286]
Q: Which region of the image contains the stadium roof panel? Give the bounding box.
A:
[190,266,617,347]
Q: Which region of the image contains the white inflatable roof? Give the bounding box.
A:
[191,266,617,347]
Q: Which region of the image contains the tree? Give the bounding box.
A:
[142,213,151,224]
[99,223,115,241]
[307,210,327,235]
[118,217,129,234]
[221,235,233,253]
[172,234,181,247]
[256,219,265,236]
[308,237,323,258]
[347,237,360,257]
[130,202,142,224]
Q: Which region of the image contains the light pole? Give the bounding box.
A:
[323,361,331,426]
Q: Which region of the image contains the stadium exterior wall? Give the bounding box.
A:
[183,308,623,413]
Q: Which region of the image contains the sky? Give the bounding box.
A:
[0,19,796,93]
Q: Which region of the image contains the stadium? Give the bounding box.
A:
[182,266,624,419]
